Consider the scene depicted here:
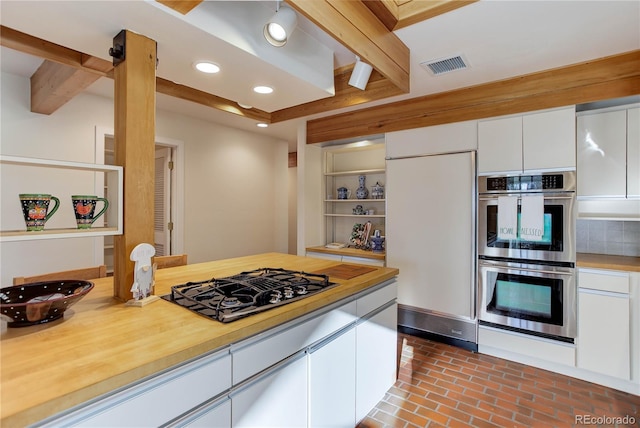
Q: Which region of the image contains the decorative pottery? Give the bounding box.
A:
[72,195,109,229]
[337,187,351,200]
[0,280,94,327]
[19,194,60,231]
[352,204,365,215]
[371,230,385,252]
[356,175,369,199]
[371,181,385,199]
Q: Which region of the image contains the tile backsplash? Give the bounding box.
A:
[576,220,640,257]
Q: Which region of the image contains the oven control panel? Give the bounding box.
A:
[480,171,575,193]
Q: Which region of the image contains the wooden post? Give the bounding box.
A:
[112,30,157,302]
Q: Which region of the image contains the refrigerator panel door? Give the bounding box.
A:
[387,152,476,319]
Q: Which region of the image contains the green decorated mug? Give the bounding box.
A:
[71,195,109,229]
[19,194,60,231]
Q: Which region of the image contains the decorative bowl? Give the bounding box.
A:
[0,280,94,327]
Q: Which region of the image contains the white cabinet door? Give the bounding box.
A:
[577,269,631,380]
[578,289,630,380]
[356,303,398,422]
[627,107,640,198]
[577,109,627,197]
[523,107,576,171]
[169,397,231,428]
[309,328,356,428]
[478,115,522,174]
[231,354,308,428]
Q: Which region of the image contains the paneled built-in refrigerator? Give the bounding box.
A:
[386,151,477,349]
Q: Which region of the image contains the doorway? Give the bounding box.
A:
[95,127,184,273]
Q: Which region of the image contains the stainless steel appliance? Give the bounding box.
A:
[387,151,477,349]
[478,171,577,342]
[478,171,576,264]
[162,268,336,323]
[478,258,576,341]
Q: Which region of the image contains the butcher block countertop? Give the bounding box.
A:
[577,253,640,272]
[0,253,399,427]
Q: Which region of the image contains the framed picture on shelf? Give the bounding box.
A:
[349,221,372,249]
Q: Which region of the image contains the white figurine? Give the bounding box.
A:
[130,243,156,300]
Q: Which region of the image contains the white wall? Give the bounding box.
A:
[0,71,289,285]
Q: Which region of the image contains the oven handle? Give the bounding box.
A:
[479,260,575,276]
[479,194,575,201]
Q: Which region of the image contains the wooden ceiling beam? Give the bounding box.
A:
[287,0,410,93]
[306,50,640,144]
[155,0,203,15]
[395,0,478,30]
[30,60,102,115]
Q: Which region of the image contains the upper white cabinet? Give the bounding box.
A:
[478,106,576,174]
[628,107,640,197]
[577,108,628,198]
[386,120,478,158]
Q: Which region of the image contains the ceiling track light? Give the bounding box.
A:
[348,56,373,90]
[264,2,297,47]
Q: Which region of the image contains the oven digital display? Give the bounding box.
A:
[495,279,552,318]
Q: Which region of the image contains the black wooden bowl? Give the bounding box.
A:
[0,280,94,327]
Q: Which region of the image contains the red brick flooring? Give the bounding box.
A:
[358,333,640,428]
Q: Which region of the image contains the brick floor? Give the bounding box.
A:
[357,333,640,428]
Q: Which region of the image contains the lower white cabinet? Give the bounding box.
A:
[167,396,231,428]
[231,353,308,428]
[306,251,385,267]
[577,269,631,380]
[309,328,357,427]
[356,302,398,422]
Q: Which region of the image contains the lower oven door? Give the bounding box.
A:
[478,258,576,341]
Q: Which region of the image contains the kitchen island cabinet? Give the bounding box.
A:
[0,253,398,427]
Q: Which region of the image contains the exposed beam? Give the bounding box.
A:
[271,65,404,123]
[30,60,102,115]
[362,0,477,31]
[306,50,640,144]
[156,0,203,15]
[0,25,112,76]
[362,0,399,31]
[287,0,410,93]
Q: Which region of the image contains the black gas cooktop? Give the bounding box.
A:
[162,268,337,323]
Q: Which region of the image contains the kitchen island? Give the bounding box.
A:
[1,253,399,427]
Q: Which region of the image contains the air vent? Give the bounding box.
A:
[420,55,468,76]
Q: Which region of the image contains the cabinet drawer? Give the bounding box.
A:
[356,279,397,317]
[232,300,357,383]
[40,349,231,427]
[579,269,629,294]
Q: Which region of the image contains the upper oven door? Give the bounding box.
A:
[478,193,575,263]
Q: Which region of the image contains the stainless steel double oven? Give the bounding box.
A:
[478,171,577,342]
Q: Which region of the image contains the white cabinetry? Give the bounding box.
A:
[0,155,122,241]
[231,353,308,428]
[577,105,640,199]
[309,328,357,427]
[478,106,576,174]
[577,269,631,380]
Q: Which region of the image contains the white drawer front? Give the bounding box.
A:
[357,280,397,317]
[232,300,357,383]
[579,269,630,294]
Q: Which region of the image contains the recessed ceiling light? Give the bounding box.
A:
[237,102,253,109]
[257,123,269,128]
[253,86,273,94]
[194,61,220,74]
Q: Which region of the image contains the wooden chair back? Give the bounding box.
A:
[13,265,107,285]
[154,254,188,269]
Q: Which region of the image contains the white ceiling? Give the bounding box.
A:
[1,1,639,150]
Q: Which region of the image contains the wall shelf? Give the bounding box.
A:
[0,155,123,242]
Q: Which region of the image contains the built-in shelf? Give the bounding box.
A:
[325,199,385,202]
[324,168,385,177]
[0,155,123,242]
[324,214,386,218]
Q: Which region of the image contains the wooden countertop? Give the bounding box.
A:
[0,253,399,427]
[306,245,386,261]
[577,253,640,272]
